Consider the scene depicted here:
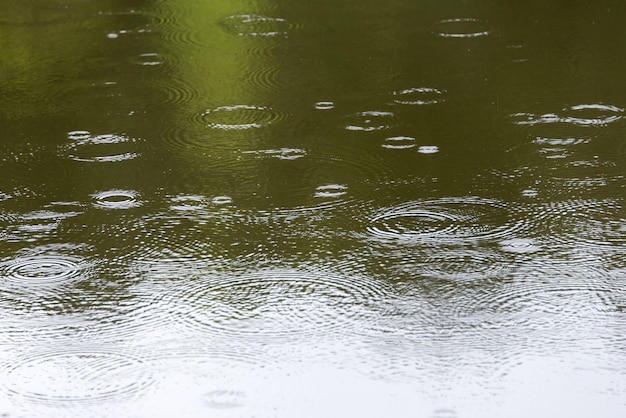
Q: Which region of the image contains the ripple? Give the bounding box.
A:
[91,189,142,210]
[510,104,623,127]
[241,148,307,160]
[150,76,199,105]
[171,267,392,342]
[98,9,156,38]
[203,389,246,409]
[382,136,416,150]
[314,184,348,199]
[464,266,615,340]
[366,197,522,243]
[417,249,511,283]
[418,145,440,154]
[432,18,491,38]
[219,14,301,37]
[244,64,283,92]
[197,105,287,130]
[345,111,395,132]
[315,101,335,110]
[392,87,446,105]
[61,131,142,163]
[133,52,164,66]
[2,348,154,405]
[560,104,624,126]
[534,199,624,250]
[2,256,82,284]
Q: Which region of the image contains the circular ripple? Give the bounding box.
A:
[62,131,142,163]
[418,249,511,283]
[241,148,307,160]
[345,111,395,132]
[3,348,154,405]
[315,101,335,110]
[314,184,348,199]
[91,189,142,210]
[133,52,164,66]
[197,105,286,130]
[418,145,440,154]
[382,136,416,150]
[560,103,624,126]
[172,267,392,341]
[432,18,491,38]
[466,267,615,338]
[509,104,623,127]
[533,199,624,250]
[219,14,301,37]
[392,87,446,105]
[367,197,522,243]
[150,76,199,106]
[1,251,86,286]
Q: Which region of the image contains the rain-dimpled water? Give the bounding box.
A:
[1,1,625,417]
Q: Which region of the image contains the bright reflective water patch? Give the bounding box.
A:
[2,348,154,405]
[169,267,392,342]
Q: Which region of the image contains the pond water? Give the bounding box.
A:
[1,0,625,417]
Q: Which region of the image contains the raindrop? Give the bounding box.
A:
[62,132,142,163]
[2,255,82,284]
[314,184,348,198]
[211,196,233,205]
[91,190,142,210]
[198,105,286,130]
[242,148,307,160]
[382,136,416,149]
[134,52,163,66]
[392,87,446,105]
[560,103,624,126]
[345,111,395,132]
[499,238,542,253]
[367,197,522,243]
[315,101,335,110]
[220,14,301,37]
[418,145,439,154]
[432,18,491,38]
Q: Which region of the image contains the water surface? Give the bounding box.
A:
[1,0,625,417]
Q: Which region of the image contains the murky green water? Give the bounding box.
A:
[1,0,625,417]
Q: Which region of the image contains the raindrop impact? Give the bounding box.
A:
[432,18,491,38]
[91,190,142,210]
[392,87,446,105]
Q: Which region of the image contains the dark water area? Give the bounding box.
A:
[1,0,625,416]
